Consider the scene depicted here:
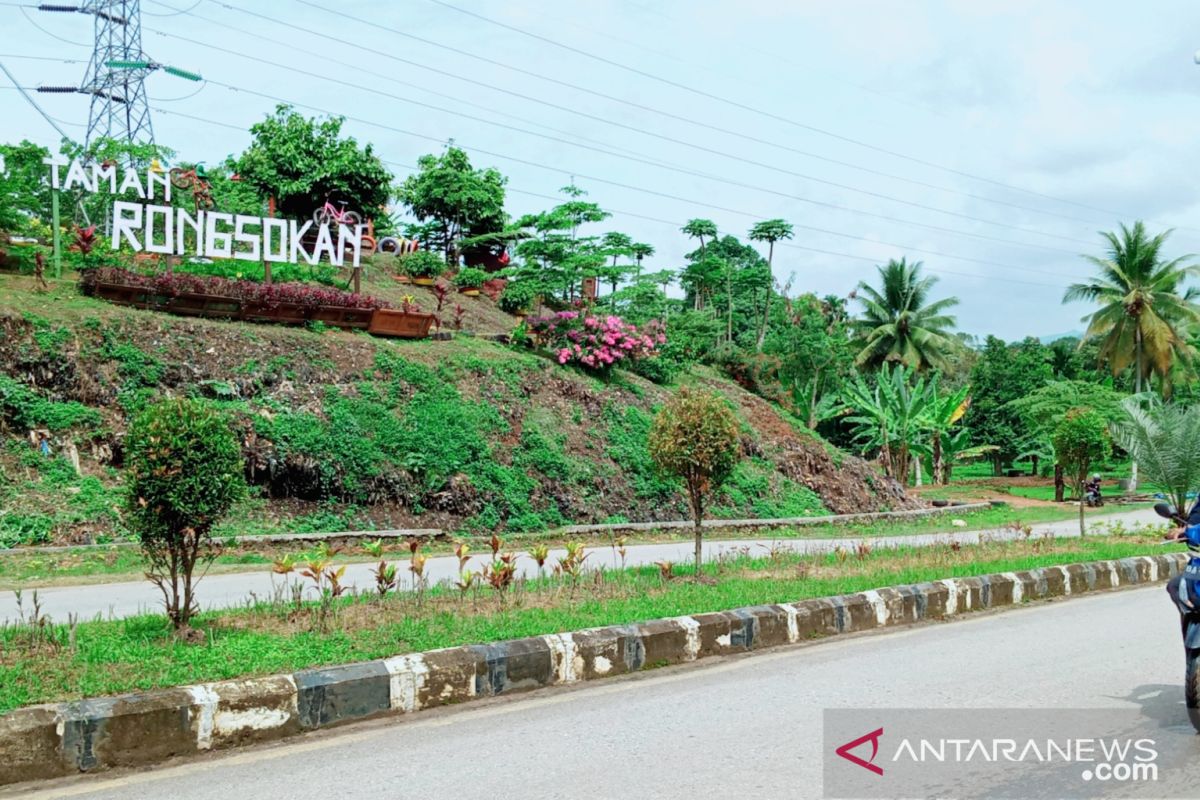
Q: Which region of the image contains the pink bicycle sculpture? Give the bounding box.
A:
[312,199,362,228]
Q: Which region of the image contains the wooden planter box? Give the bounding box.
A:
[368,309,436,339]
[411,277,435,287]
[168,293,241,319]
[458,287,481,297]
[311,305,375,329]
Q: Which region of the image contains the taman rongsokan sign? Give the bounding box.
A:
[44,156,368,268]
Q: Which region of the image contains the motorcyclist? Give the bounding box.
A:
[1085,474,1102,503]
[1164,497,1200,640]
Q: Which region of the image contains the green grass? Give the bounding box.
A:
[0,534,1170,712]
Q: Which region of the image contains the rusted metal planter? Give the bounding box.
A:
[368,309,436,339]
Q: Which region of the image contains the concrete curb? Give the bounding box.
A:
[2,504,987,556]
[546,502,991,537]
[3,551,1179,786]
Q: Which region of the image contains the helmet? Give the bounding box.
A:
[1092,474,1101,481]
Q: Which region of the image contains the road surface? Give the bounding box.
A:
[15,582,1200,799]
[0,507,1161,623]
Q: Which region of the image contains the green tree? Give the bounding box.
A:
[681,218,719,316]
[1053,407,1111,536]
[0,140,53,232]
[125,399,246,632]
[233,104,392,223]
[648,387,741,575]
[398,145,507,266]
[765,293,853,429]
[852,257,960,371]
[747,218,793,351]
[1007,380,1123,497]
[599,231,633,299]
[630,242,655,280]
[964,336,1054,474]
[512,185,610,306]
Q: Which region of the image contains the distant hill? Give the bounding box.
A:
[1038,330,1085,344]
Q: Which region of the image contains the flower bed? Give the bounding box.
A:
[82,267,390,311]
[80,267,401,331]
[525,310,664,373]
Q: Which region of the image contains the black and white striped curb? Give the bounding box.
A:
[0,552,1182,786]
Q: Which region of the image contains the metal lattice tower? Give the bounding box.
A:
[78,0,154,148]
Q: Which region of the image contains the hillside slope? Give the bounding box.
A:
[0,275,916,546]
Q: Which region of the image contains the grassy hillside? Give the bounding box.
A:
[0,273,916,548]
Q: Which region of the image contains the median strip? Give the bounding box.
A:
[0,552,1184,787]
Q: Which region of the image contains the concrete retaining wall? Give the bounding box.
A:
[0,552,1181,786]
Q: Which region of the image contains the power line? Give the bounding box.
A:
[135,12,1102,259]
[153,76,1093,280]
[189,0,1112,249]
[125,7,715,176]
[148,104,1082,290]
[0,60,77,138]
[426,0,1199,234]
[19,6,89,47]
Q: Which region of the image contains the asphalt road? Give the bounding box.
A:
[18,581,1200,799]
[0,507,1161,623]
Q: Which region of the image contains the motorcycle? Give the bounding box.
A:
[1153,501,1200,732]
[1085,484,1104,507]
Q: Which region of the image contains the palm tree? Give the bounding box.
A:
[1064,221,1200,491]
[1064,221,1200,395]
[630,242,655,280]
[852,258,960,371]
[1110,395,1200,518]
[748,219,794,351]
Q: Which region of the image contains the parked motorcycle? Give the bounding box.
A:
[1154,501,1200,732]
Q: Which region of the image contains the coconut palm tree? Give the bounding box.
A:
[1064,222,1200,395]
[852,258,960,371]
[1064,221,1200,490]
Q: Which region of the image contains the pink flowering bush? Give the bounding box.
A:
[82,267,390,310]
[525,310,665,374]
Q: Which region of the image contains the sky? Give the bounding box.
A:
[2,0,1200,340]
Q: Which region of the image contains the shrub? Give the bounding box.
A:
[399,249,447,279]
[526,310,664,375]
[648,387,741,574]
[498,280,537,314]
[125,398,246,631]
[453,267,488,289]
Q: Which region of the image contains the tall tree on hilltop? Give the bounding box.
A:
[682,219,719,315]
[398,145,507,266]
[600,231,633,299]
[631,242,655,281]
[748,219,793,351]
[234,104,392,223]
[852,257,960,371]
